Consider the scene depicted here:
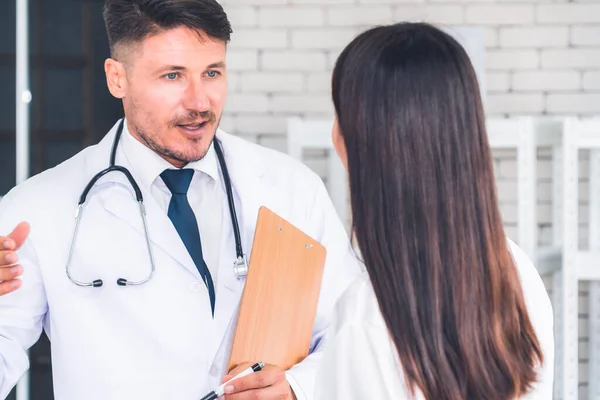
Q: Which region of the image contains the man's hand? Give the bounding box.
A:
[222,362,297,400]
[0,222,30,296]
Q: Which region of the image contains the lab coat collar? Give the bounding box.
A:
[119,118,221,190]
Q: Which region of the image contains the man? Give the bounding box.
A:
[0,1,360,399]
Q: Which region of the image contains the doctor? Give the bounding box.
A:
[0,0,360,399]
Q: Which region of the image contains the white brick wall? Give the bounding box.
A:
[541,49,600,69]
[259,7,325,27]
[227,50,259,71]
[584,71,600,90]
[537,4,600,24]
[572,27,600,46]
[219,0,600,396]
[327,6,394,26]
[239,72,304,92]
[512,71,581,91]
[547,94,600,113]
[487,93,545,113]
[229,28,288,48]
[499,27,569,48]
[291,28,357,49]
[486,72,510,91]
[486,49,539,70]
[395,5,465,24]
[466,5,535,25]
[260,51,327,71]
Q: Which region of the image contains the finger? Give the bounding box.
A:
[0,222,30,252]
[223,362,253,383]
[0,279,21,296]
[228,362,253,376]
[225,366,285,394]
[0,250,18,267]
[0,264,23,281]
[225,382,288,400]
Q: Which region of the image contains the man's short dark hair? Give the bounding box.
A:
[103,0,232,58]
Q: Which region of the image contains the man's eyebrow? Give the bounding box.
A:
[155,65,187,73]
[207,61,226,69]
[154,62,225,72]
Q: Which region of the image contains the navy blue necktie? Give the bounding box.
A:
[161,169,215,316]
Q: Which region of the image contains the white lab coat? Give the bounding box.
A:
[0,120,362,400]
[314,238,554,400]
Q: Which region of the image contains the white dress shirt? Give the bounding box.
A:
[314,238,554,399]
[120,124,225,287]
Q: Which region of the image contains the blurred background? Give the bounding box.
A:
[1,0,599,399]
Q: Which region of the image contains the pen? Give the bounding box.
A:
[200,361,265,400]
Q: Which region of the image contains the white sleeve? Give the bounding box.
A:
[519,275,554,400]
[314,319,411,400]
[0,195,48,398]
[507,239,555,400]
[520,330,554,400]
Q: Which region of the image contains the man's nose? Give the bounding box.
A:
[183,79,210,111]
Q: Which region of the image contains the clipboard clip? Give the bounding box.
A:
[233,255,249,279]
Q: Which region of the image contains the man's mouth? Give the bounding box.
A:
[177,121,208,131]
[177,120,209,135]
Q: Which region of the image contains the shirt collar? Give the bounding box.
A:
[119,118,221,190]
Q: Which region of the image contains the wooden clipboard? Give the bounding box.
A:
[228,206,327,371]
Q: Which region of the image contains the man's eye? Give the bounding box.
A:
[207,70,219,78]
[165,73,178,80]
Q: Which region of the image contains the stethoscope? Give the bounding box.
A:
[65,118,248,288]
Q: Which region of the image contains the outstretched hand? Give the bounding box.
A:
[0,222,30,295]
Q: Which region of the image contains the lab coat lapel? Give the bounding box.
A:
[102,187,202,280]
[86,123,202,281]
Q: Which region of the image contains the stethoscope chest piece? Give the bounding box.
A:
[233,255,249,279]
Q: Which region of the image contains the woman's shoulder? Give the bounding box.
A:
[332,270,388,330]
[316,274,417,399]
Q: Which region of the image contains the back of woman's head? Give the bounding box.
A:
[331,22,544,400]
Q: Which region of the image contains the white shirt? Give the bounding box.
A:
[120,124,225,287]
[314,238,554,400]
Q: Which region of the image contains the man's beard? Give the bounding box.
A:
[132,110,221,165]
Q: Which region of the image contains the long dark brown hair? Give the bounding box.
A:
[332,22,544,399]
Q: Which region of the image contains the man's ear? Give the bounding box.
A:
[105,58,128,99]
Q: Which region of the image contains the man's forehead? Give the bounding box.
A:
[142,27,225,53]
[125,27,226,69]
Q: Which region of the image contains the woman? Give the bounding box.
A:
[314,22,553,399]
